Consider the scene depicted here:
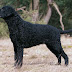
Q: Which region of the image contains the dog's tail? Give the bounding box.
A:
[59,29,72,34]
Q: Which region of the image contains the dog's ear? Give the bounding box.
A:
[5,12,15,17]
[0,11,14,18]
[0,6,16,18]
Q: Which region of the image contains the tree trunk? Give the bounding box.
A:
[32,0,39,22]
[33,0,39,10]
[53,2,64,30]
[30,0,39,10]
[44,0,53,24]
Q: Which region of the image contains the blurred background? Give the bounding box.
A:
[0,0,72,38]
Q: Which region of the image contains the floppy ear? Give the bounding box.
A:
[0,11,14,18]
[6,12,14,17]
[3,12,15,18]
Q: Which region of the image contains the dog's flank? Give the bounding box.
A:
[0,6,72,68]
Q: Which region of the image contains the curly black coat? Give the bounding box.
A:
[0,6,72,68]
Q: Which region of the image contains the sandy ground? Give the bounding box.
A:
[0,36,72,72]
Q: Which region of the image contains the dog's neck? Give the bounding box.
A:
[4,13,24,34]
[4,13,23,25]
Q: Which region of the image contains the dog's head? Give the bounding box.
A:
[0,6,15,18]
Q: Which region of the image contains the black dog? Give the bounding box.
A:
[0,6,72,68]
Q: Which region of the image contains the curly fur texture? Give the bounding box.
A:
[0,6,71,68]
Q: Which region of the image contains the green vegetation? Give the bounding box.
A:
[49,0,72,30]
[62,45,72,48]
[0,20,9,38]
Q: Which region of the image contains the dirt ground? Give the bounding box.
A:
[0,36,72,72]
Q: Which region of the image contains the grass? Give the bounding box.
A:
[68,46,72,48]
[62,45,72,48]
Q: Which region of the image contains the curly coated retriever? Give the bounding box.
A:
[0,6,72,68]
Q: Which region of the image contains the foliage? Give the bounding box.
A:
[21,11,33,22]
[0,20,9,38]
[39,0,48,19]
[21,10,45,24]
[49,0,72,30]
[1,0,31,10]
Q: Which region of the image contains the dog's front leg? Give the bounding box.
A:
[14,45,23,68]
[17,47,23,68]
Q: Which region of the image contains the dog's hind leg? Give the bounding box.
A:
[61,50,69,66]
[45,41,68,65]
